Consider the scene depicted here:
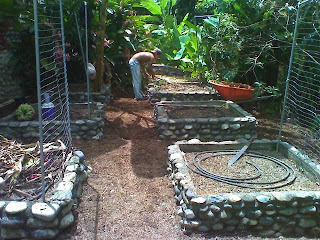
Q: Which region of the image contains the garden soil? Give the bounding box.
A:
[57,97,311,240]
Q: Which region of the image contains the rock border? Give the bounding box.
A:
[0,102,106,142]
[148,88,220,105]
[152,64,190,76]
[155,100,257,141]
[0,150,88,239]
[148,64,219,104]
[168,139,320,237]
[69,84,113,105]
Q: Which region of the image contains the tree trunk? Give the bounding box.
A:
[93,0,107,92]
[264,62,279,86]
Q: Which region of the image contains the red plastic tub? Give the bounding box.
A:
[210,81,254,101]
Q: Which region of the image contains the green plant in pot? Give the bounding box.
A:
[16,104,35,121]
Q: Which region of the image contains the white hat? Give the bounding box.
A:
[88,63,96,75]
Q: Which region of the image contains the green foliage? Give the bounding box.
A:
[0,1,32,27]
[137,0,297,88]
[137,0,187,60]
[102,0,147,86]
[253,81,280,98]
[135,0,204,76]
[140,0,162,15]
[16,104,35,121]
[174,0,197,23]
[209,0,296,86]
[2,0,302,99]
[139,0,177,17]
[200,14,243,82]
[195,0,216,15]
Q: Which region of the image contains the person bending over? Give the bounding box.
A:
[129,48,162,100]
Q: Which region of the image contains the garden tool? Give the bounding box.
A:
[227,137,255,166]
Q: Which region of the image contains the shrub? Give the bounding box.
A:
[16,104,35,121]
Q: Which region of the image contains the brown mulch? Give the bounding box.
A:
[57,97,314,240]
[186,150,319,195]
[151,75,213,93]
[164,106,235,119]
[69,105,94,120]
[154,75,194,84]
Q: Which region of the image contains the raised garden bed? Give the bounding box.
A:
[148,75,220,104]
[0,149,88,239]
[154,100,256,141]
[69,83,113,105]
[168,139,320,238]
[0,102,106,142]
[152,64,190,76]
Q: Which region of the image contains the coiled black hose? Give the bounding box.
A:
[185,150,296,189]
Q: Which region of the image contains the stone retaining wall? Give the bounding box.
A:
[155,101,256,141]
[0,150,88,239]
[148,88,220,105]
[0,102,106,143]
[148,65,219,104]
[168,139,320,238]
[152,64,190,76]
[69,84,113,105]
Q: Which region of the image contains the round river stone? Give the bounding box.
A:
[5,201,28,214]
[32,202,60,221]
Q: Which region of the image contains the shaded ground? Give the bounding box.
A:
[57,97,313,240]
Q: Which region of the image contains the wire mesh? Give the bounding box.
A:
[34,0,72,200]
[74,2,92,119]
[278,0,320,161]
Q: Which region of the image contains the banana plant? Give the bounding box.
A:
[134,0,203,76]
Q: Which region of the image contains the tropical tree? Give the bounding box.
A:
[197,0,297,86]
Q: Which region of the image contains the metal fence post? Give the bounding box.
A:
[276,3,301,151]
[84,1,91,119]
[32,0,73,201]
[59,0,72,144]
[33,0,46,202]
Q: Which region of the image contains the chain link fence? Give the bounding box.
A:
[33,0,72,200]
[278,0,320,161]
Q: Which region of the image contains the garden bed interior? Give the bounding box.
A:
[147,74,220,104]
[0,102,106,142]
[168,139,320,237]
[68,83,113,105]
[155,100,256,141]
[0,149,88,239]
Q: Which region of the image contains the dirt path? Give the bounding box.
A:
[57,98,307,240]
